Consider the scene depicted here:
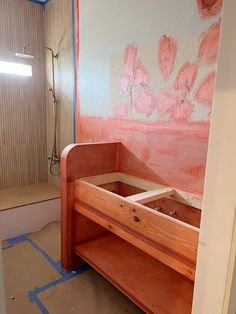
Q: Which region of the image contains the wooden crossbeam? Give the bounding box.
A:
[126,188,175,204]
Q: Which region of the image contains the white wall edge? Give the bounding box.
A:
[0,198,61,240]
[192,0,236,313]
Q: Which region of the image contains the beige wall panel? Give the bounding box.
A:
[44,0,74,185]
[0,0,47,189]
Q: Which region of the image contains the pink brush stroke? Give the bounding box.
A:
[195,72,216,106]
[196,0,223,18]
[156,89,179,118]
[134,60,149,86]
[174,62,198,97]
[159,35,177,81]
[124,44,137,77]
[134,89,155,117]
[114,103,129,119]
[120,74,130,94]
[198,20,221,65]
[173,100,194,121]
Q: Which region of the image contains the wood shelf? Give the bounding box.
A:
[75,233,194,314]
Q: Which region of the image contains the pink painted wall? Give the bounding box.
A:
[75,0,223,195]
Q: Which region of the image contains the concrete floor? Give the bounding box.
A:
[2,222,143,314]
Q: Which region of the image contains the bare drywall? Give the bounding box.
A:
[76,0,223,194]
[79,0,222,122]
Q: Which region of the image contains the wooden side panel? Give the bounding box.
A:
[75,180,199,264]
[75,214,108,244]
[61,142,119,270]
[61,143,120,179]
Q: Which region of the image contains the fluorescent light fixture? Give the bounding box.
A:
[0,60,32,77]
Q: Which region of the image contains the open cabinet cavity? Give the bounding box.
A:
[61,142,202,314]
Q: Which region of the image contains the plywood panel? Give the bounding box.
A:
[0,0,47,189]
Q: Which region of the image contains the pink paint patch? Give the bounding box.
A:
[195,72,216,106]
[196,0,223,18]
[183,165,205,177]
[134,60,149,86]
[77,116,210,194]
[141,146,150,163]
[174,62,198,97]
[198,20,221,65]
[159,35,177,81]
[124,44,138,77]
[156,89,179,118]
[134,89,154,117]
[114,103,129,119]
[120,74,130,93]
[173,100,193,121]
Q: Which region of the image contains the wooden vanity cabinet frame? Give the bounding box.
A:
[61,142,202,313]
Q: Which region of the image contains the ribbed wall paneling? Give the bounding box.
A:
[43,0,74,186]
[0,0,47,189]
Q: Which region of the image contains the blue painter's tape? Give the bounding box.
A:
[5,231,91,313]
[29,263,90,298]
[27,239,66,276]
[28,238,91,277]
[7,233,28,245]
[29,278,66,301]
[11,234,90,313]
[28,0,50,5]
[29,293,49,314]
[28,263,91,313]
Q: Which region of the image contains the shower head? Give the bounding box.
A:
[15,45,34,59]
[15,52,34,59]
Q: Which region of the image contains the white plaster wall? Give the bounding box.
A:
[79,0,220,118]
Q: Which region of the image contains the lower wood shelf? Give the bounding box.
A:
[75,233,194,314]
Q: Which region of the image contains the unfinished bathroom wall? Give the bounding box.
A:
[0,0,47,189]
[44,0,74,185]
[76,0,223,195]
